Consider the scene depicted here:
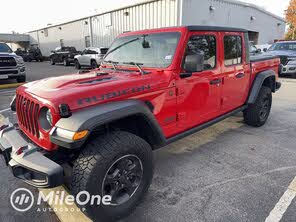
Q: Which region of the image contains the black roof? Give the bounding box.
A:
[187,26,248,33]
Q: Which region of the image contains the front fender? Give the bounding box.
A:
[50,100,166,149]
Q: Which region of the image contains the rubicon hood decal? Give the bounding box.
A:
[77,85,151,105]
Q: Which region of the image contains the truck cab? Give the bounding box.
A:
[0,26,281,221]
[0,42,26,82]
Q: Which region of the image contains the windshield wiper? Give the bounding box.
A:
[104,37,140,58]
[123,62,150,75]
[103,60,119,70]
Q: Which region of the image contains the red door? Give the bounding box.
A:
[176,32,223,131]
[221,33,251,112]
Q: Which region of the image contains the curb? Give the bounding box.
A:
[0,82,26,90]
[38,186,92,222]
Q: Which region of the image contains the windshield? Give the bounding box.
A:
[104,32,181,68]
[268,42,296,51]
[0,43,12,53]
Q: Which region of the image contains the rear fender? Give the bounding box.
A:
[247,70,276,104]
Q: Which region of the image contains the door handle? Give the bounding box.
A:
[235,73,245,79]
[210,79,222,85]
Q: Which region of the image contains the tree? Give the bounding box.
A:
[286,0,296,40]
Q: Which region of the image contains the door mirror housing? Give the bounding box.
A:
[183,53,204,73]
[256,48,261,53]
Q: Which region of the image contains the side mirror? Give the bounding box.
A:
[183,53,204,73]
[263,48,267,52]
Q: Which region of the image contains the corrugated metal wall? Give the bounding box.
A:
[180,0,285,44]
[32,19,91,56]
[28,0,285,56]
[91,0,178,47]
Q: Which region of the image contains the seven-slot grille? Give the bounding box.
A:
[279,56,288,65]
[16,94,40,138]
[0,57,17,67]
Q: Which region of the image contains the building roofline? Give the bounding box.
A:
[27,0,285,33]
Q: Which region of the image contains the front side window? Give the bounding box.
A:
[104,32,181,68]
[224,35,242,66]
[185,35,216,70]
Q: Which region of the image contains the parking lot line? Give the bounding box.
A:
[265,176,296,222]
[39,187,92,222]
[0,83,25,90]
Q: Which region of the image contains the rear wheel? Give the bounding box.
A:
[91,60,98,69]
[71,131,153,221]
[50,58,55,65]
[244,86,272,127]
[63,58,70,66]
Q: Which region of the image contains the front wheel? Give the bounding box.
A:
[75,60,81,69]
[71,131,154,221]
[16,75,26,83]
[244,86,272,127]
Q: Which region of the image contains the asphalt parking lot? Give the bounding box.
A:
[0,62,296,222]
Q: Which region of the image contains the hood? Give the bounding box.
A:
[265,50,296,57]
[18,69,171,112]
[0,52,17,57]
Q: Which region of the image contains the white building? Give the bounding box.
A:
[28,0,286,56]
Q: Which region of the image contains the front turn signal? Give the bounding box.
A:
[73,130,89,141]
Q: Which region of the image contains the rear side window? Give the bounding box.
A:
[186,35,216,70]
[224,35,242,66]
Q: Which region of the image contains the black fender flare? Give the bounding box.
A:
[51,100,166,149]
[247,70,276,104]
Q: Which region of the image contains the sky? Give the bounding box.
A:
[0,0,290,34]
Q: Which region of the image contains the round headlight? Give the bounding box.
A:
[39,107,53,130]
[46,109,53,126]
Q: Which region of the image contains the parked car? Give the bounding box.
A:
[264,41,296,76]
[0,42,26,83]
[1,26,281,221]
[74,47,109,69]
[249,42,262,55]
[49,46,80,66]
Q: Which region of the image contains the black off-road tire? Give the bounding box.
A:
[244,86,272,127]
[71,131,154,222]
[16,75,26,83]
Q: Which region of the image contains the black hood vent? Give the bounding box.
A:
[79,77,114,84]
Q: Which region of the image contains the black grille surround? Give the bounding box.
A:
[0,57,17,67]
[16,93,40,139]
[279,56,288,65]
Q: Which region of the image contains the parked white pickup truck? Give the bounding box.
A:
[0,42,26,83]
[74,47,108,69]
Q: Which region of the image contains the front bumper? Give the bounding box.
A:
[0,121,63,188]
[0,66,26,80]
[282,64,296,74]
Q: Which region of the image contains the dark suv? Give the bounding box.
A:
[49,46,80,66]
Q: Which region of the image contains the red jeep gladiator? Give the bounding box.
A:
[0,26,281,221]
